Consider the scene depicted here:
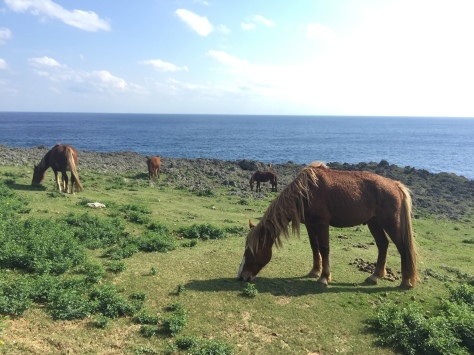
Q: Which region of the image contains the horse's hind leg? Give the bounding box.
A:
[310,223,331,286]
[70,173,76,193]
[366,218,389,284]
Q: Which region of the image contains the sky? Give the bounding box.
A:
[1,0,474,116]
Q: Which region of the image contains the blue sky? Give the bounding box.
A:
[1,0,474,116]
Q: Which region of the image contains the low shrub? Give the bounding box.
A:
[178,223,226,240]
[90,284,140,319]
[0,217,86,275]
[134,309,159,325]
[0,278,33,316]
[48,288,93,320]
[107,260,126,273]
[173,336,233,355]
[243,283,258,298]
[62,213,127,249]
[369,283,474,354]
[137,230,176,253]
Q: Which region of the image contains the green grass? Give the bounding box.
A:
[0,165,473,354]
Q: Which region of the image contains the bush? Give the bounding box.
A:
[134,309,159,325]
[0,278,33,316]
[163,309,188,337]
[173,336,233,355]
[107,260,126,273]
[0,217,86,275]
[62,213,127,249]
[138,230,176,253]
[369,283,474,354]
[243,283,258,298]
[103,237,139,260]
[120,204,152,224]
[90,284,139,319]
[48,288,93,320]
[92,315,110,329]
[77,261,105,284]
[178,223,226,240]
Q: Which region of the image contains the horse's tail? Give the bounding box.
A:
[66,147,83,192]
[398,182,419,286]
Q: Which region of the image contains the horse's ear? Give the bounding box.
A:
[249,220,256,229]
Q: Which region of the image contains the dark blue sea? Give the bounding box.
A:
[1,112,473,179]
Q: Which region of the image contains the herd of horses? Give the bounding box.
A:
[32,144,419,289]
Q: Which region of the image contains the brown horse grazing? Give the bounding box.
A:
[250,171,278,192]
[238,162,419,289]
[32,144,83,194]
[146,156,161,179]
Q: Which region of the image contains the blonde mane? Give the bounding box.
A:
[247,162,327,253]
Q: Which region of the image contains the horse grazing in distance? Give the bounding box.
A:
[32,144,83,194]
[146,156,161,179]
[249,171,278,192]
[238,162,419,290]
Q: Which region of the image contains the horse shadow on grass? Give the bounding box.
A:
[184,275,401,297]
[5,181,46,192]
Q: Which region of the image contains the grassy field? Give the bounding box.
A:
[0,165,473,354]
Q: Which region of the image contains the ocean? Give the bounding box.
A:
[0,112,473,179]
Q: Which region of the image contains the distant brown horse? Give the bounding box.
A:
[238,162,419,289]
[146,156,161,179]
[250,171,278,192]
[32,144,83,193]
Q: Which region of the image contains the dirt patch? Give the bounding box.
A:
[350,258,400,282]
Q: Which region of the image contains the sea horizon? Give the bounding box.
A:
[1,112,473,179]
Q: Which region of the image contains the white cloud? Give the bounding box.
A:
[241,23,255,31]
[0,58,7,69]
[252,15,275,27]
[176,9,213,36]
[29,56,64,67]
[5,0,110,32]
[242,15,275,30]
[140,59,188,72]
[28,56,146,94]
[208,50,248,68]
[0,27,12,44]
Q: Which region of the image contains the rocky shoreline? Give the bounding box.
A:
[1,144,473,219]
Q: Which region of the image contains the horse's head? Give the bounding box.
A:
[31,164,44,185]
[238,220,273,281]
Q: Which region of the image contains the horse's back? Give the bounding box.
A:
[309,166,407,226]
[49,144,78,170]
[147,156,161,168]
[255,170,276,181]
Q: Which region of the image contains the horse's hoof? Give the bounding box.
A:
[316,277,328,287]
[365,276,378,285]
[307,271,320,278]
[399,283,413,290]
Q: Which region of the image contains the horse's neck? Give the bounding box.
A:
[39,152,52,171]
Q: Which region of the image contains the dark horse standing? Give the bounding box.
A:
[32,144,83,194]
[250,171,278,192]
[239,162,419,289]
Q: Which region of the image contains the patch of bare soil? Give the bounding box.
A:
[350,258,400,282]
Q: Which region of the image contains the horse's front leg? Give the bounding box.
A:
[305,223,321,278]
[315,223,331,286]
[53,171,62,192]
